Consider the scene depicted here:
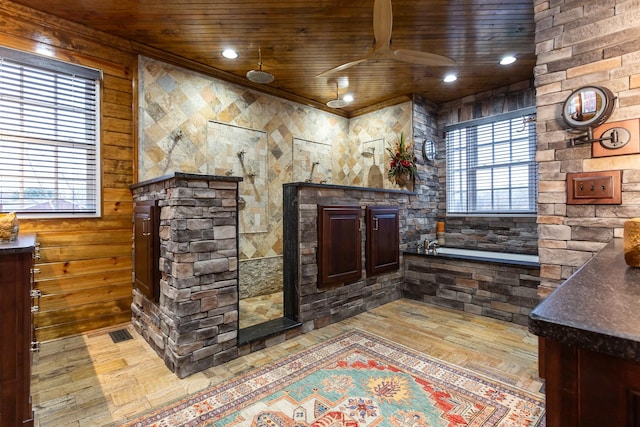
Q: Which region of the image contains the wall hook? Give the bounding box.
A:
[518,114,536,132]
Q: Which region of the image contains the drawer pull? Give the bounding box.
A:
[30,341,40,352]
[31,268,41,274]
[142,217,151,236]
[31,290,41,313]
[33,252,41,260]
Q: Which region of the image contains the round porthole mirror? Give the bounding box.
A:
[422,139,435,162]
[561,85,615,130]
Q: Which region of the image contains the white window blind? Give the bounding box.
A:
[445,107,537,215]
[0,47,101,216]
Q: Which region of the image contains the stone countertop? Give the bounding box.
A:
[284,181,415,194]
[529,238,640,362]
[130,172,243,190]
[0,233,36,255]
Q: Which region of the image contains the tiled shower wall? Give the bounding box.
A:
[138,56,413,296]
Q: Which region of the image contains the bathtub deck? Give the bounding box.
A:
[408,247,539,267]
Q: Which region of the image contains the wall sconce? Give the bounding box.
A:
[563,85,618,147]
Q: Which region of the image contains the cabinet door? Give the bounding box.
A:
[133,200,160,301]
[317,206,362,287]
[366,206,399,276]
[579,347,640,427]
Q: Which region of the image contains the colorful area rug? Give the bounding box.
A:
[120,330,545,426]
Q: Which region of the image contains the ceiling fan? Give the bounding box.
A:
[317,0,455,78]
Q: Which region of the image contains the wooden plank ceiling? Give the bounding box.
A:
[12,0,536,117]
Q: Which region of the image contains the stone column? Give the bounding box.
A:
[131,173,241,378]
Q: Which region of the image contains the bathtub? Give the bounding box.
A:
[403,246,541,325]
[420,246,539,267]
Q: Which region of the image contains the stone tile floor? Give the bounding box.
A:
[30,299,543,426]
[239,291,283,329]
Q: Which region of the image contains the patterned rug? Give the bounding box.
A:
[119,330,545,426]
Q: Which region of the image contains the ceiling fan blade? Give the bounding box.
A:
[316,58,369,78]
[373,0,393,50]
[393,49,456,66]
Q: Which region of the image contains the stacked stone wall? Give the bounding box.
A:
[286,184,409,332]
[534,0,640,295]
[431,81,538,255]
[404,254,541,325]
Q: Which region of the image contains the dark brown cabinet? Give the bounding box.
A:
[541,337,640,427]
[317,206,362,287]
[365,206,399,276]
[0,233,36,427]
[133,200,160,301]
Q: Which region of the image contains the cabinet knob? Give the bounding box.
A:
[31,268,41,274]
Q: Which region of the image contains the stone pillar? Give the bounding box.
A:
[130,173,241,378]
[533,0,640,296]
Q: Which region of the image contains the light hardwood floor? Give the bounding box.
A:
[31,299,543,426]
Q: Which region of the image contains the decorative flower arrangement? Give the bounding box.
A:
[386,132,417,184]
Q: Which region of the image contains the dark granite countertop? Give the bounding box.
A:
[529,238,640,362]
[130,172,243,190]
[284,181,415,195]
[0,233,36,255]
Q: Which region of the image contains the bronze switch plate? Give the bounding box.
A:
[567,171,622,204]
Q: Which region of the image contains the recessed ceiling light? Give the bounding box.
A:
[443,74,457,83]
[343,94,354,103]
[500,55,517,65]
[222,49,238,59]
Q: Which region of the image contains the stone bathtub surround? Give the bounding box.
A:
[404,250,541,325]
[130,173,242,378]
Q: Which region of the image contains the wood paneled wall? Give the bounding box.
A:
[0,1,137,341]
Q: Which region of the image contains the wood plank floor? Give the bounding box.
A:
[31,299,543,426]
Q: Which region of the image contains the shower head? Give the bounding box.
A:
[246,69,274,84]
[361,147,375,157]
[326,81,348,108]
[246,48,274,84]
[326,98,348,108]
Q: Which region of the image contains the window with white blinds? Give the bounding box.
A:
[445,107,537,215]
[0,47,101,216]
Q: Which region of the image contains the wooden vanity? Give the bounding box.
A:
[529,238,640,427]
[0,233,37,426]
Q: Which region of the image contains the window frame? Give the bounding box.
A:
[0,46,102,218]
[444,107,537,217]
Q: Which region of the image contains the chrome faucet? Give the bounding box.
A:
[425,239,439,255]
